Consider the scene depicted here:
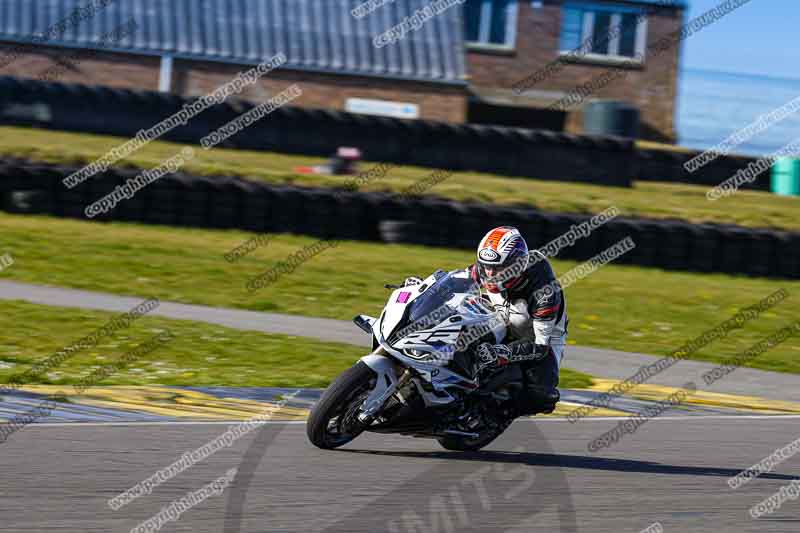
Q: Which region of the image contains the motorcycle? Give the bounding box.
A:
[307,268,529,451]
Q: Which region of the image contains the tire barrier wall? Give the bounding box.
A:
[1,159,797,280]
[636,147,768,192]
[0,77,769,191]
[0,76,637,187]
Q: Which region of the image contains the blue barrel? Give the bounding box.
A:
[771,158,800,196]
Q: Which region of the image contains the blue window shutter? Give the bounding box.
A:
[464,0,483,42]
[560,7,583,51]
[489,0,515,45]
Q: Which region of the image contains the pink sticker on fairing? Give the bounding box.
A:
[396,291,411,303]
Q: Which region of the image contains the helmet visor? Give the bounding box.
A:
[477,249,527,288]
[478,263,511,284]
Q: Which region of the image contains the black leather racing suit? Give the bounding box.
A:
[470,251,568,414]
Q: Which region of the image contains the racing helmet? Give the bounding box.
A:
[475,226,529,293]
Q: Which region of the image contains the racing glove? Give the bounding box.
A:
[477,342,552,371]
[507,340,554,363]
[476,343,511,370]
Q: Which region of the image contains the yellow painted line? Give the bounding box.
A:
[16,385,307,420]
[589,379,800,414]
[16,385,630,420]
[77,399,308,420]
[549,401,630,418]
[74,398,235,419]
[677,393,800,415]
[19,381,800,422]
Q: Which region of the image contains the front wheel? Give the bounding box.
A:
[307,362,377,449]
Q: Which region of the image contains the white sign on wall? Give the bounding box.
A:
[345,98,419,119]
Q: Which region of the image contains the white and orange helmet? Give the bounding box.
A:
[474,226,530,293]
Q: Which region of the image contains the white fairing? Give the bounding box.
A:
[379,271,441,340]
[359,353,400,417]
[361,269,508,408]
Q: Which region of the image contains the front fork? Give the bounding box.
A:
[357,352,412,424]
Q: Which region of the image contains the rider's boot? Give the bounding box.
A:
[515,353,560,416]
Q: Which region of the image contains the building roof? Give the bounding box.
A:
[0,0,467,85]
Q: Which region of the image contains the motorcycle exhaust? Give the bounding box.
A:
[443,429,480,438]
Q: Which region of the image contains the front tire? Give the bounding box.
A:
[307,362,376,449]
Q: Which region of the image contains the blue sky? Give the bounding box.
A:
[681,0,800,79]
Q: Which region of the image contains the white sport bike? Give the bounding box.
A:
[307,269,528,451]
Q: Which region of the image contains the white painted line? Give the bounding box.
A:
[18,413,800,429]
[528,414,800,422]
[22,420,308,428]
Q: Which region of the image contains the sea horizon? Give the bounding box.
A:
[677,67,800,158]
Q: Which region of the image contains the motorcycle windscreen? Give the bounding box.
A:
[406,273,479,324]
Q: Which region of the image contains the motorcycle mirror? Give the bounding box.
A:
[352,315,374,334]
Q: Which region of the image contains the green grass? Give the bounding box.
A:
[0,300,363,388]
[4,126,800,231]
[0,300,595,389]
[1,213,799,374]
[559,368,594,389]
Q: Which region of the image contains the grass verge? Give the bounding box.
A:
[3,126,800,231]
[0,213,799,373]
[0,300,595,389]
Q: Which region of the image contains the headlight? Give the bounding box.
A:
[404,348,430,359]
[403,347,452,365]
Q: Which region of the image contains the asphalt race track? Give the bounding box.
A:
[2,415,799,532]
[2,282,800,532]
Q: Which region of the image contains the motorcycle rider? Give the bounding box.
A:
[471,226,567,415]
[404,226,567,416]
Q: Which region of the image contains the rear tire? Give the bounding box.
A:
[307,362,376,450]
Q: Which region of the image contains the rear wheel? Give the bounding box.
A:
[307,362,377,449]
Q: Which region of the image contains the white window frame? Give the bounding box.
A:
[465,0,519,51]
[158,55,173,92]
[560,6,648,65]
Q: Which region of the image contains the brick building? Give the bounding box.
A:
[465,0,685,141]
[0,0,684,140]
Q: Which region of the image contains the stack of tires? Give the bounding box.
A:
[0,158,797,280]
